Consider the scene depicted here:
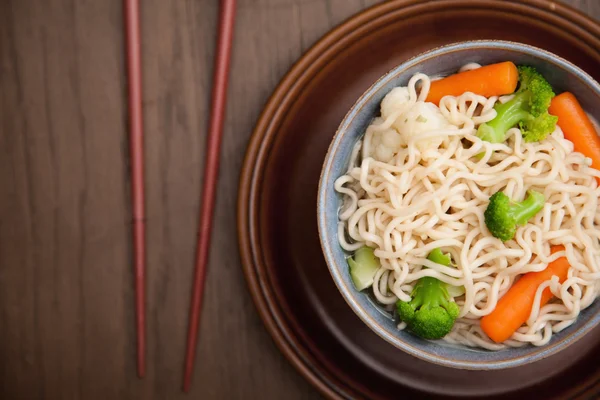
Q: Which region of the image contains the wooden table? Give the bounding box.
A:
[1,0,598,399]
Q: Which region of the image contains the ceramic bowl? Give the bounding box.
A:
[317,40,600,370]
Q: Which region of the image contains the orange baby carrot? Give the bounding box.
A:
[426,61,518,105]
[549,92,600,183]
[480,246,569,343]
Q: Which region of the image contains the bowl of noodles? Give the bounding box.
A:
[317,40,600,369]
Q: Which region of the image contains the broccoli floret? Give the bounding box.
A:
[484,190,545,241]
[519,112,559,142]
[477,66,557,145]
[426,248,451,266]
[517,66,556,116]
[396,250,460,340]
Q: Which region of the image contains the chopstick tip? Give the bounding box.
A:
[182,378,191,393]
[137,363,145,379]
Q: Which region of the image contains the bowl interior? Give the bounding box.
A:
[318,40,600,369]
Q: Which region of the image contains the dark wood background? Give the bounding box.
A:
[1,0,599,399]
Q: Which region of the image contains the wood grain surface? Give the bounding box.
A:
[0,0,598,399]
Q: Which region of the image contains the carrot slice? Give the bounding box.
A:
[480,246,569,343]
[426,61,518,105]
[549,92,600,184]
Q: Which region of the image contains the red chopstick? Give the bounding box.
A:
[124,0,146,378]
[182,0,237,392]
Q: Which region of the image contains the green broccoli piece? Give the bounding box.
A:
[484,190,545,241]
[516,66,555,115]
[348,247,380,291]
[396,250,460,340]
[477,66,558,145]
[426,248,451,266]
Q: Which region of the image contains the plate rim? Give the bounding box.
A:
[237,0,600,398]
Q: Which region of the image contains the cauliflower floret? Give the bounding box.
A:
[381,87,410,120]
[393,101,454,152]
[373,129,403,162]
[367,86,454,162]
[364,87,410,163]
[366,125,403,163]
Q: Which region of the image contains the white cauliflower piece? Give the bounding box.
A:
[366,86,454,162]
[363,87,410,163]
[365,124,403,163]
[381,87,410,120]
[373,129,403,162]
[393,101,454,152]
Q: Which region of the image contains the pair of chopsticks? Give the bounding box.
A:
[123,0,237,391]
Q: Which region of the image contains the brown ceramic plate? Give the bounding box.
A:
[238,1,600,398]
